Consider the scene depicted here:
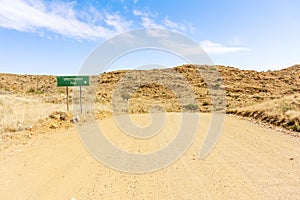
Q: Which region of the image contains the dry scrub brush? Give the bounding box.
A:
[0,95,65,133]
[228,94,300,132]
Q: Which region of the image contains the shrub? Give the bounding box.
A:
[202,101,209,106]
[184,103,199,111]
[121,92,130,101]
[27,87,35,93]
[280,101,292,113]
[27,87,44,94]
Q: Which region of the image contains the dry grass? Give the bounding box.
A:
[228,94,300,132]
[251,95,300,117]
[0,95,66,133]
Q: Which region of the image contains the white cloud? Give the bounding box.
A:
[0,0,195,40]
[174,40,250,57]
[133,9,194,34]
[104,13,132,33]
[163,17,185,31]
[0,0,131,40]
[133,9,143,16]
[140,16,164,29]
[200,40,249,54]
[163,17,194,33]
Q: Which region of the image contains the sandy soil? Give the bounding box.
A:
[0,113,300,200]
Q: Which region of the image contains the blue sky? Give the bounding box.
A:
[0,0,300,74]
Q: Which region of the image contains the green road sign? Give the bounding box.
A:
[57,76,90,87]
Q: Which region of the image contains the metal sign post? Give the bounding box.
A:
[66,86,69,111]
[57,76,90,113]
[80,86,82,114]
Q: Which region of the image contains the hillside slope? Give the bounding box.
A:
[1,64,299,132]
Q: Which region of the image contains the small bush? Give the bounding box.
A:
[202,101,209,106]
[27,87,44,94]
[27,87,35,93]
[258,88,268,92]
[184,104,199,111]
[121,92,130,101]
[281,101,292,113]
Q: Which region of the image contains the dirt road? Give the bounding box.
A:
[1,113,300,199]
